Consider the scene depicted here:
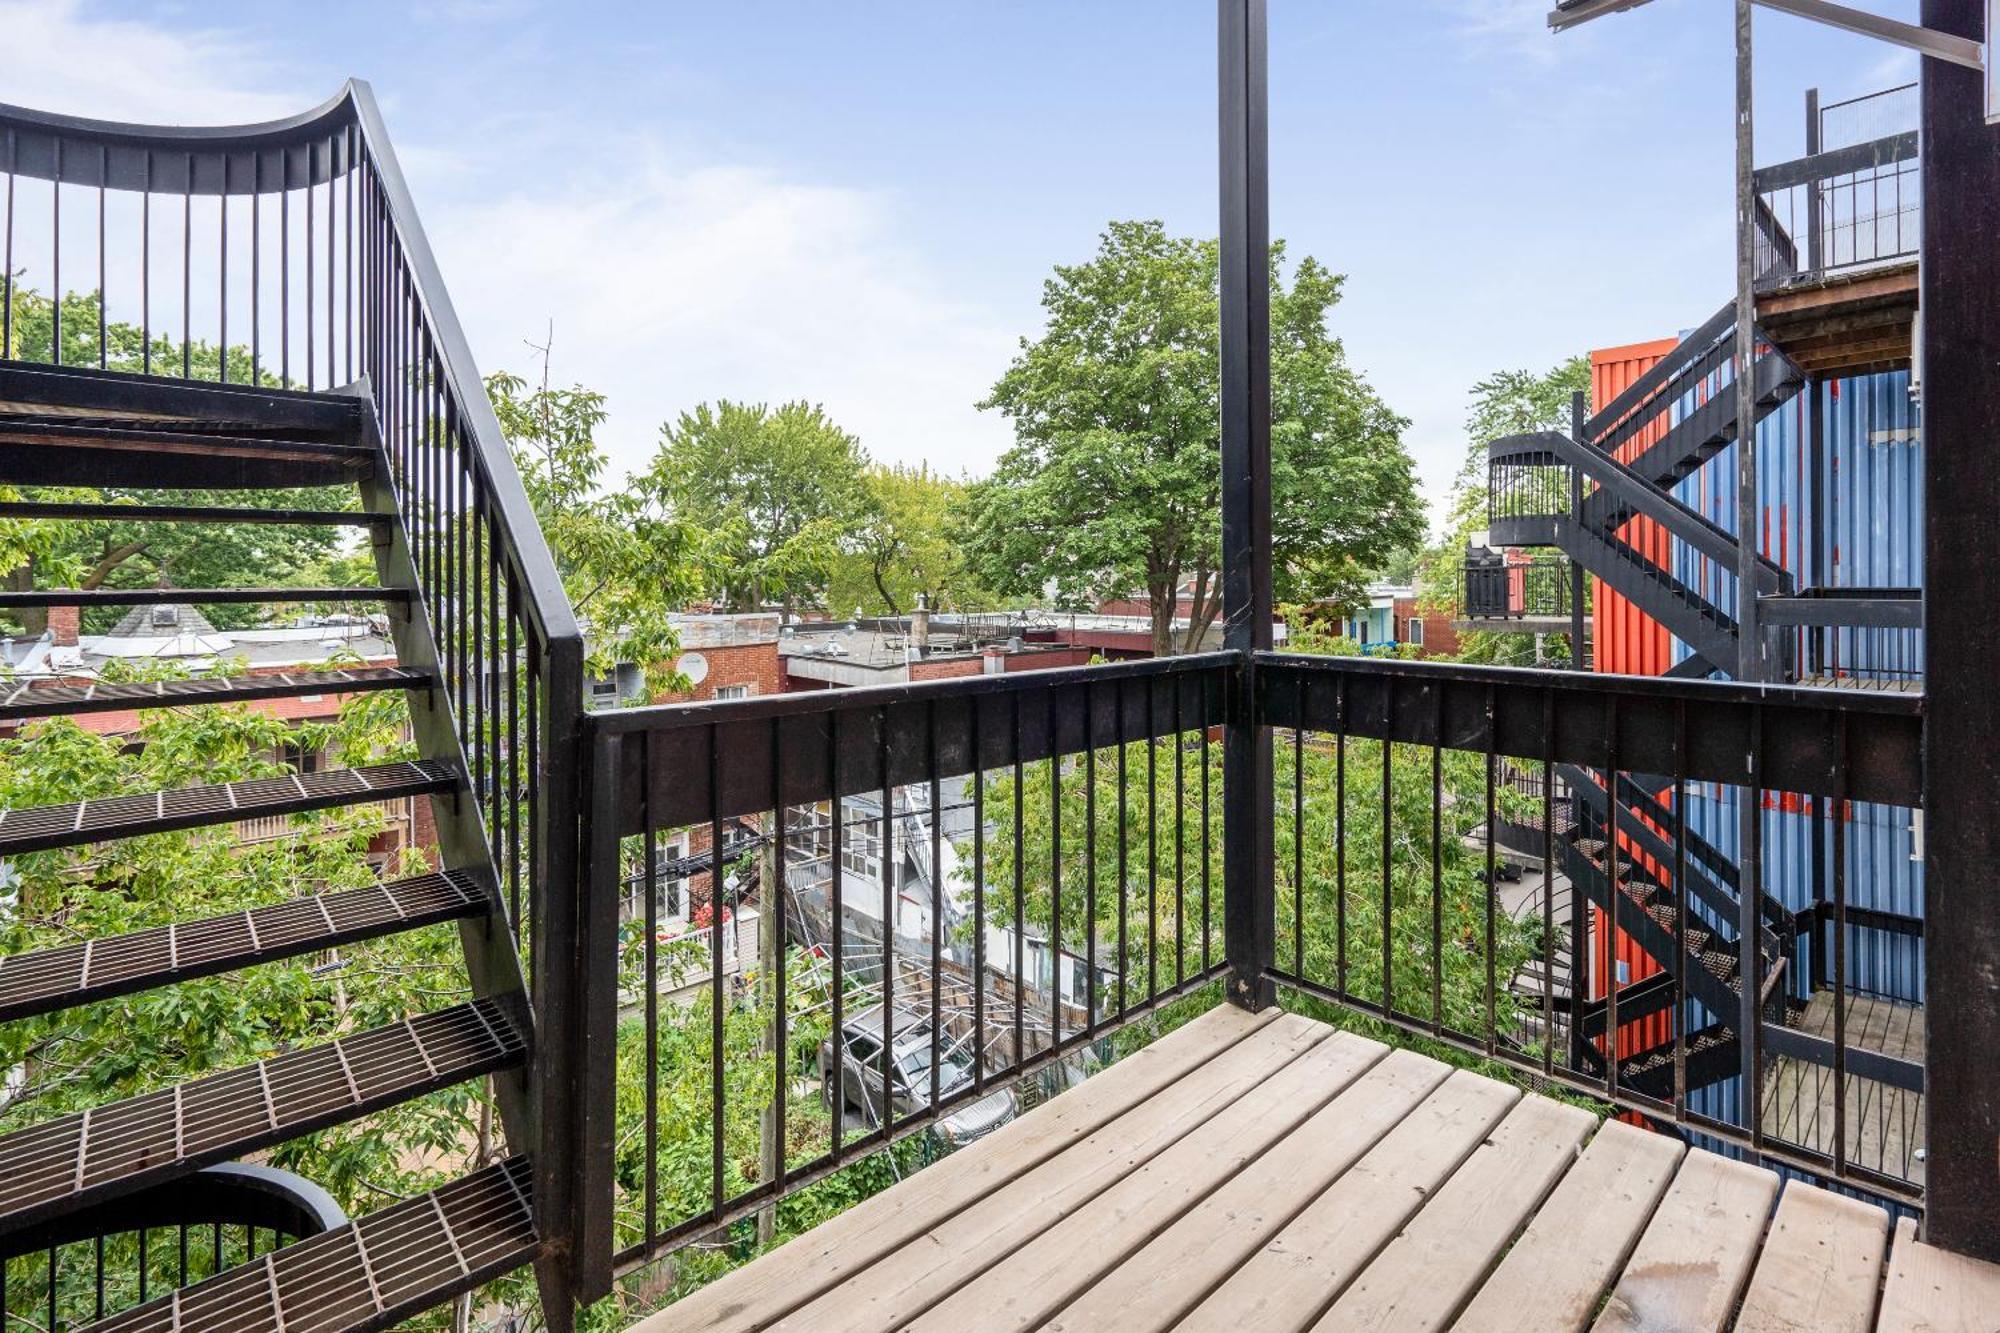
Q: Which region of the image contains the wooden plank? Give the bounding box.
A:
[1173,1067,1521,1333]
[627,1001,1280,1333]
[766,1012,1331,1333]
[1877,1215,2000,1332]
[1445,1119,1685,1333]
[1044,1047,1452,1333]
[1590,1148,1780,1333]
[900,1031,1390,1333]
[1314,1094,1596,1331]
[1734,1182,1888,1333]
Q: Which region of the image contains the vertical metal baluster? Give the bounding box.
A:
[305,142,314,390]
[1293,673,1304,980]
[51,139,60,365]
[773,715,792,1189]
[1381,676,1395,1019]
[1200,673,1212,974]
[1116,679,1128,1016]
[1605,694,1621,1101]
[507,582,521,933]
[1542,689,1557,1077]
[1174,674,1186,989]
[280,156,289,385]
[1831,711,1849,1179]
[931,701,945,1109]
[1336,677,1348,997]
[1484,685,1498,1056]
[879,704,895,1142]
[3,128,13,358]
[642,730,658,1250]
[1012,691,1025,1067]
[326,136,336,387]
[218,155,227,380]
[181,153,191,377]
[971,699,986,1092]
[1673,700,1690,1121]
[1049,689,1062,1045]
[1084,681,1098,1034]
[473,491,488,819]
[1146,675,1158,1004]
[138,1228,147,1302]
[1743,707,1765,1151]
[96,144,105,368]
[709,721,728,1214]
[525,642,540,952]
[829,710,846,1160]
[251,155,261,385]
[44,1248,52,1333]
[92,1235,102,1321]
[1431,688,1444,1035]
[345,127,354,381]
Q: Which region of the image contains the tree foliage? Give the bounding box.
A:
[488,370,699,695]
[959,221,1424,655]
[828,464,989,618]
[643,401,868,620]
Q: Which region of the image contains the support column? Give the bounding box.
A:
[1218,0,1276,1012]
[1569,391,1589,672]
[1920,0,2000,1261]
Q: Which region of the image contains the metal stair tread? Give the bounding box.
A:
[0,869,489,1023]
[0,666,431,722]
[0,586,409,610]
[0,500,383,527]
[0,997,525,1235]
[81,1157,539,1333]
[0,758,459,856]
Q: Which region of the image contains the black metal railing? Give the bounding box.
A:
[578,654,1231,1271]
[1255,650,1926,1198]
[0,85,588,1305]
[1461,552,1574,622]
[1754,84,1919,291]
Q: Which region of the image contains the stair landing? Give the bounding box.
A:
[630,1003,1999,1333]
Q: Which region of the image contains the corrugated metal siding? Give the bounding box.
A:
[1592,340,1681,678]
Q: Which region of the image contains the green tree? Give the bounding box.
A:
[643,401,868,620]
[488,370,699,695]
[828,464,988,617]
[959,221,1424,656]
[1418,356,1592,666]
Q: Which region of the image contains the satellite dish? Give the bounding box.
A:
[679,651,710,685]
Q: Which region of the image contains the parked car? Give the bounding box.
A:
[818,1002,1016,1148]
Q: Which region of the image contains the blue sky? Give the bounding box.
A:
[6,0,1920,524]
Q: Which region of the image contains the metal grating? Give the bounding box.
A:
[0,997,525,1235]
[0,500,381,527]
[0,759,458,856]
[0,420,375,468]
[0,667,431,721]
[83,1157,539,1333]
[0,870,489,1023]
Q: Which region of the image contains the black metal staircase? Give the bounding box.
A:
[0,83,589,1333]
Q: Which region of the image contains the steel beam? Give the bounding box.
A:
[1550,0,1986,72]
[1218,0,1277,1013]
[1921,0,2000,1261]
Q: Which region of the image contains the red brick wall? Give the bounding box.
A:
[1391,597,1462,659]
[656,641,784,703]
[909,656,988,682]
[1004,648,1090,672]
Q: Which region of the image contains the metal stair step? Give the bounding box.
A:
[82,1157,539,1333]
[0,870,489,1023]
[0,666,431,722]
[0,759,458,856]
[0,997,525,1236]
[0,500,384,527]
[0,421,376,490]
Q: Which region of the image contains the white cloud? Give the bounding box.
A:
[0,0,301,126]
[431,149,1018,481]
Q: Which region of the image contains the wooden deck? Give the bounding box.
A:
[636,1004,2000,1333]
[1763,989,1926,1188]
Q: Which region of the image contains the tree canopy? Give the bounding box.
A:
[827,464,990,618]
[958,220,1424,656]
[643,401,868,620]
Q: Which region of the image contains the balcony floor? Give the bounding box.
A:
[637,1004,2000,1333]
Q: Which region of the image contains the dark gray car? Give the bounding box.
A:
[818,1002,1015,1147]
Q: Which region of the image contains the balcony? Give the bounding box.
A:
[1458,548,1578,637]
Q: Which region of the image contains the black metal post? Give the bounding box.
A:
[1919,0,2000,1260]
[1218,0,1276,1012]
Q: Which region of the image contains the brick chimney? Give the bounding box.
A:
[46,602,79,648]
[911,592,931,656]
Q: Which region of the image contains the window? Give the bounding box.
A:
[715,683,752,701]
[1407,617,1425,647]
[841,801,885,883]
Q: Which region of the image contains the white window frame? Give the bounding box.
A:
[714,683,753,701]
[1407,617,1425,647]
